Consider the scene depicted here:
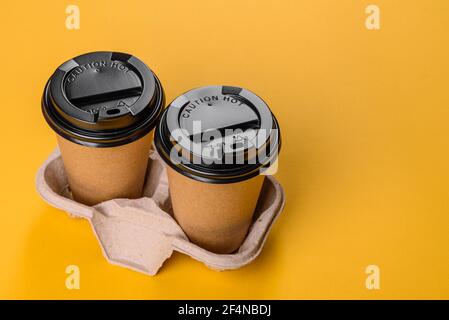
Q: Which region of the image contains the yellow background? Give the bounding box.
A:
[0,0,448,299]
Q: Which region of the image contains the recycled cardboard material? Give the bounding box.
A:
[167,168,265,253]
[36,148,285,275]
[57,133,152,206]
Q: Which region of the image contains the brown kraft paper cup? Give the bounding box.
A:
[155,85,281,253]
[42,51,164,205]
[57,133,152,206]
[167,167,265,253]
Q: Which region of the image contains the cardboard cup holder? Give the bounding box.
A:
[36,148,286,275]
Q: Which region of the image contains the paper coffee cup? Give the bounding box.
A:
[42,51,165,205]
[155,85,281,253]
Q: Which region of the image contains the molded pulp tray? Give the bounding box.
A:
[36,148,286,276]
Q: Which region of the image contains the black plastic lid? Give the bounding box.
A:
[42,51,165,147]
[155,85,281,183]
